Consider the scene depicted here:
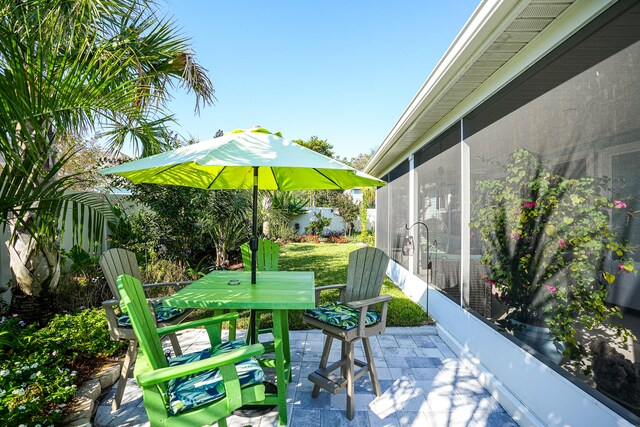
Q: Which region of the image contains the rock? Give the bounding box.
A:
[590,338,640,409]
[76,379,101,401]
[61,396,94,424]
[92,363,121,389]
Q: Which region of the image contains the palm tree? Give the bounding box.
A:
[0,0,214,322]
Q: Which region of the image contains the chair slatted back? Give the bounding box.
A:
[117,274,169,372]
[345,247,389,302]
[100,248,142,298]
[241,240,279,272]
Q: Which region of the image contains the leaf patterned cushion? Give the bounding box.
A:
[305,302,381,330]
[117,301,186,327]
[168,339,265,415]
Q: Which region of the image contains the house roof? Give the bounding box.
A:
[365,0,615,177]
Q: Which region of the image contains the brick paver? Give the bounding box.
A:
[94,326,517,427]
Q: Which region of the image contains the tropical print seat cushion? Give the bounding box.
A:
[117,301,186,327]
[167,339,265,415]
[305,301,381,330]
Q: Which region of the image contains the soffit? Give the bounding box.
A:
[367,0,575,176]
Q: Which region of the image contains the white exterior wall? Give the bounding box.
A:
[387,260,635,427]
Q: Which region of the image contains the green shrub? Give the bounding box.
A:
[56,245,111,311]
[0,309,126,426]
[382,280,429,326]
[304,212,332,235]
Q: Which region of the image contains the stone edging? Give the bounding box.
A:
[59,362,121,427]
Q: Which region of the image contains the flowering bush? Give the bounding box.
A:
[472,149,635,364]
[296,234,320,243]
[0,308,126,425]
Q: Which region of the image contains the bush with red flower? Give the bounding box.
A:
[472,149,635,367]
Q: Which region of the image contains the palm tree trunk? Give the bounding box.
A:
[6,212,60,324]
[5,124,61,323]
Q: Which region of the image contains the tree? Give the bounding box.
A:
[333,193,360,235]
[345,149,375,171]
[200,191,251,266]
[292,135,335,158]
[58,135,114,191]
[0,0,214,323]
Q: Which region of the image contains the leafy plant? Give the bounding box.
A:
[57,245,110,311]
[472,149,635,365]
[199,191,251,266]
[359,201,369,242]
[63,245,99,274]
[0,309,126,425]
[261,191,309,241]
[305,212,332,236]
[271,191,309,216]
[333,193,360,235]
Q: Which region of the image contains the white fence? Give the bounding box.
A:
[290,207,375,235]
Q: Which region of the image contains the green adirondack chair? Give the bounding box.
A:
[240,239,279,344]
[241,239,279,272]
[100,248,194,410]
[303,246,391,420]
[116,274,266,427]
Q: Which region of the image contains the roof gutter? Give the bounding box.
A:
[365,0,529,176]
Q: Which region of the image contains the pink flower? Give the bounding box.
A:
[486,280,496,287]
[613,200,627,209]
[515,209,522,215]
[618,264,626,271]
[509,232,521,240]
[559,239,566,248]
[544,285,557,295]
[52,351,57,357]
[523,201,537,208]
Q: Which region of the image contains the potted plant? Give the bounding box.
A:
[472,149,634,368]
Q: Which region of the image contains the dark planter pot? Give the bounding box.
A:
[512,320,565,364]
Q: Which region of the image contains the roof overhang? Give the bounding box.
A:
[366,0,616,177]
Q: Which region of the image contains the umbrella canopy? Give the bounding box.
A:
[100,128,384,190]
[99,128,385,283]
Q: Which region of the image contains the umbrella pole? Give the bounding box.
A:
[251,166,259,284]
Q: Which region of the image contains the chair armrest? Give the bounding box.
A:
[143,281,193,289]
[347,294,392,338]
[145,297,165,305]
[102,298,120,307]
[156,312,240,336]
[346,294,392,309]
[101,299,123,341]
[137,343,264,386]
[314,284,346,303]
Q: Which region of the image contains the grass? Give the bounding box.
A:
[220,242,429,330]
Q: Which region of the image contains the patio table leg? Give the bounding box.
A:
[272,309,289,425]
[205,310,224,346]
[280,310,292,382]
[248,309,258,344]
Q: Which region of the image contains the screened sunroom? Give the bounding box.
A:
[368,0,640,425]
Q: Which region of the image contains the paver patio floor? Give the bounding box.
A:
[94,326,517,426]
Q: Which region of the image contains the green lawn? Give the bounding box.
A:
[230,242,429,330]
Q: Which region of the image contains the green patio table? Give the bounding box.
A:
[162,270,315,425]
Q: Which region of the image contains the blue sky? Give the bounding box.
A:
[163,1,480,160]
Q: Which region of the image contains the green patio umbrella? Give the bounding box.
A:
[99,127,385,283]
